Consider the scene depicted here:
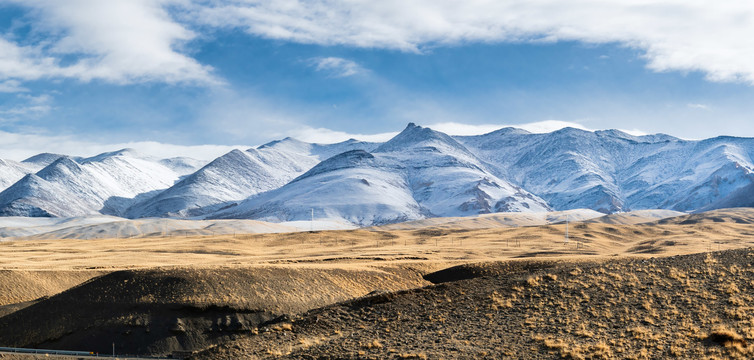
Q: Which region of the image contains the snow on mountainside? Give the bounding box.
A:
[458,128,629,213]
[375,123,550,215]
[458,128,754,213]
[126,139,379,218]
[158,157,208,176]
[21,153,72,169]
[212,150,424,225]
[213,124,550,225]
[1,123,753,222]
[0,150,189,217]
[0,158,37,192]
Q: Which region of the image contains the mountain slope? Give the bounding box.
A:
[376,123,550,216]
[127,139,379,218]
[0,158,36,192]
[0,151,185,217]
[213,124,550,225]
[21,153,70,169]
[212,150,424,225]
[459,128,754,213]
[1,124,753,221]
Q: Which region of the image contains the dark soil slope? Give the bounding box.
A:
[193,249,754,359]
[0,266,427,357]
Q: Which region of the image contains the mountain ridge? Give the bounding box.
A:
[0,124,752,225]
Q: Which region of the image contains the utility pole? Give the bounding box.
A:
[310,208,314,232]
[564,213,569,245]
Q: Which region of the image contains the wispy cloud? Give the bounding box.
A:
[309,57,365,77]
[0,93,53,123]
[617,128,648,136]
[0,80,29,93]
[0,129,246,161]
[288,126,397,143]
[687,103,711,110]
[426,120,592,135]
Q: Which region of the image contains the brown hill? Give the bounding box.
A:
[585,209,686,225]
[657,208,754,225]
[0,265,428,356]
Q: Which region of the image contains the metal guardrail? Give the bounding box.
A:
[0,346,176,359]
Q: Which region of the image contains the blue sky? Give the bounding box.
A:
[1,1,754,160]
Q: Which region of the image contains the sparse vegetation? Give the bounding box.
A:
[188,247,754,359]
[2,209,754,358]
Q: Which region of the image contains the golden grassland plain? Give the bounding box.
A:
[1,208,754,358]
[2,208,753,273]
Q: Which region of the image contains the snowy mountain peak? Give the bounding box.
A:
[257,137,312,154]
[594,129,679,143]
[22,153,68,168]
[551,126,592,137]
[36,156,84,179]
[81,148,142,163]
[375,123,469,154]
[488,127,532,136]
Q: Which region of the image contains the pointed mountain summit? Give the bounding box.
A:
[0,158,37,192]
[0,151,185,217]
[79,148,142,163]
[376,124,550,216]
[212,150,422,225]
[213,124,551,225]
[126,148,316,218]
[1,123,752,221]
[127,139,379,218]
[375,123,471,156]
[21,153,70,169]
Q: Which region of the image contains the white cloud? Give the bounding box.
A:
[426,120,592,135]
[309,57,364,77]
[687,103,711,110]
[4,1,754,87]
[195,0,754,84]
[0,80,29,93]
[0,130,245,161]
[287,126,398,143]
[617,128,649,136]
[0,0,216,85]
[285,120,597,144]
[0,92,53,122]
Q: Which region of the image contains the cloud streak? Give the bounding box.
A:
[0,129,246,161]
[309,57,365,77]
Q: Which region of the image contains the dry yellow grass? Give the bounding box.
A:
[1,209,754,358]
[0,270,103,306]
[1,208,752,320]
[1,210,752,272]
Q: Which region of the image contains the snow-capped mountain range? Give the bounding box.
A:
[0,123,752,225]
